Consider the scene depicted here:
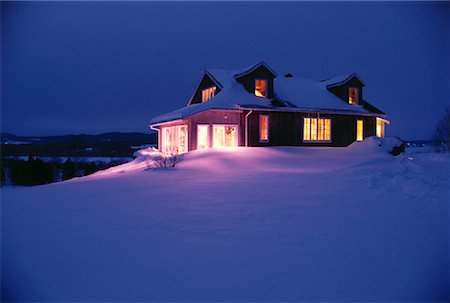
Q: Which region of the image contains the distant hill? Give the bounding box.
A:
[0,132,157,157]
[0,132,156,145]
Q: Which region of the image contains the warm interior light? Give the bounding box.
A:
[213,125,237,148]
[349,87,358,104]
[197,125,209,149]
[303,117,331,141]
[259,115,269,142]
[161,125,188,154]
[356,120,364,141]
[255,79,267,97]
[202,87,216,102]
[376,118,385,138]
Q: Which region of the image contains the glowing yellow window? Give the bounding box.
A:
[255,79,267,97]
[202,87,216,102]
[349,87,358,104]
[259,115,269,142]
[303,117,331,142]
[376,118,385,138]
[356,120,364,141]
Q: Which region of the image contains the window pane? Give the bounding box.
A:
[197,125,209,149]
[255,79,267,97]
[213,126,225,148]
[202,87,216,102]
[324,119,331,141]
[318,119,324,140]
[303,118,310,141]
[260,115,269,141]
[225,126,237,147]
[357,120,363,141]
[349,88,358,104]
[311,118,317,140]
[177,125,188,154]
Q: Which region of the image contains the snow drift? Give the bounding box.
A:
[1,139,448,301]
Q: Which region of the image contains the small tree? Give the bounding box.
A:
[62,159,76,180]
[432,107,450,152]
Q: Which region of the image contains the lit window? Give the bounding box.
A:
[197,125,209,149]
[356,120,364,141]
[259,115,269,142]
[161,125,188,154]
[213,125,238,148]
[376,118,383,138]
[255,79,267,97]
[349,87,358,104]
[202,87,216,102]
[303,117,331,142]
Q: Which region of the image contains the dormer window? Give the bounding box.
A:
[255,79,267,98]
[348,87,358,104]
[202,86,216,102]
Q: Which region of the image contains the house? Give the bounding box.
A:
[149,61,389,154]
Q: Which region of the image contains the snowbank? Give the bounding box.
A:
[1,141,448,301]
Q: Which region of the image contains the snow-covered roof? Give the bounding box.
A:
[150,67,380,125]
[233,61,278,79]
[322,73,366,87]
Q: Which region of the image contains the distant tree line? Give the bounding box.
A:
[0,157,125,187]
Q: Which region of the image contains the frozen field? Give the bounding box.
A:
[1,139,449,301]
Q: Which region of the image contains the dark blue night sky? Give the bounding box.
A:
[1,1,448,139]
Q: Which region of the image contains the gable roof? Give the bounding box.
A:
[322,73,366,87]
[234,61,278,79]
[150,68,383,125]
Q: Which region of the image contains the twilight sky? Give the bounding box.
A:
[1,1,449,139]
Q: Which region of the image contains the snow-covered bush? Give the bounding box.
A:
[133,147,182,169]
[368,136,405,156]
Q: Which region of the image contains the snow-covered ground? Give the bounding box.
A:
[1,139,449,301]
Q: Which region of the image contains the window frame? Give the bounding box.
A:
[254,78,268,98]
[259,114,269,143]
[302,117,332,143]
[348,87,358,104]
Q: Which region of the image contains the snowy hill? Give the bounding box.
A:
[1,139,449,301]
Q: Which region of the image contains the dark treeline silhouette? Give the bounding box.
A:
[1,157,126,187]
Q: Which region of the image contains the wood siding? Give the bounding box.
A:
[246,111,376,147]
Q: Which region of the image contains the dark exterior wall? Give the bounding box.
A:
[189,74,221,105]
[327,77,364,105]
[236,66,275,98]
[247,111,376,147]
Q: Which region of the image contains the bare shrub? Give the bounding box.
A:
[152,152,182,168]
[432,107,450,152]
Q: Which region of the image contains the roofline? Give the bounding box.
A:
[234,61,278,79]
[187,70,224,106]
[149,108,244,127]
[326,73,366,88]
[238,106,386,117]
